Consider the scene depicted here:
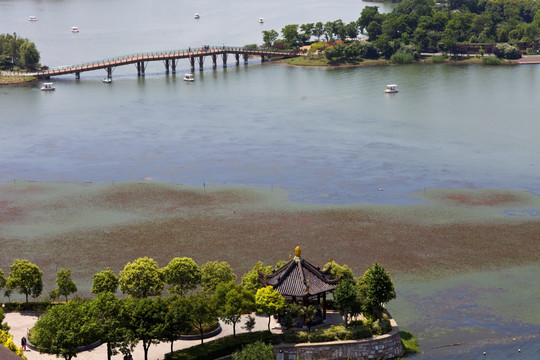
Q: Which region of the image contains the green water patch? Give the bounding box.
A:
[388,262,540,352]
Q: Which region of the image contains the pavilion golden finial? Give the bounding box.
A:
[295,246,302,257]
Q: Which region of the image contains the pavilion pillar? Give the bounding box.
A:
[323,292,327,319]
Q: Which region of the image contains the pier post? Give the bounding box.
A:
[212,54,217,69]
[136,62,141,76]
[140,61,145,76]
[75,72,80,79]
[243,53,248,65]
[235,53,240,66]
[261,55,265,63]
[222,53,227,68]
[165,59,170,73]
[190,56,195,72]
[171,59,177,73]
[106,66,112,79]
[198,55,204,71]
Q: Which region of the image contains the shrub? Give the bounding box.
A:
[371,318,391,335]
[232,341,274,360]
[390,52,414,64]
[243,44,258,50]
[482,56,502,65]
[497,43,521,59]
[431,54,447,63]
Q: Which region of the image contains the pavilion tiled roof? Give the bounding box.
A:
[258,249,340,297]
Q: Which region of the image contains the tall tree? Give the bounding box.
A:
[54,268,77,302]
[281,24,301,46]
[241,261,272,294]
[255,286,285,331]
[7,259,43,307]
[162,257,201,297]
[188,292,217,345]
[86,292,127,360]
[334,278,362,328]
[32,300,97,360]
[200,261,236,294]
[119,257,163,298]
[262,30,279,48]
[213,282,255,336]
[91,267,119,294]
[162,296,192,353]
[358,263,396,320]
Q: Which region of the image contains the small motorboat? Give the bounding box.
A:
[385,84,398,93]
[194,13,200,19]
[259,17,264,23]
[71,26,79,33]
[183,73,195,82]
[28,16,37,21]
[40,82,55,91]
[102,78,112,83]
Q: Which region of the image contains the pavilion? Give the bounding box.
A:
[258,246,340,319]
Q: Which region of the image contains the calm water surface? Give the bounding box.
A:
[2,0,540,358]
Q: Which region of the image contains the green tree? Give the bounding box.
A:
[323,260,355,282]
[0,268,6,291]
[200,261,236,294]
[188,291,217,345]
[119,257,163,298]
[232,341,274,360]
[281,24,301,46]
[54,268,77,302]
[91,267,119,294]
[18,41,39,69]
[0,306,9,331]
[162,257,201,297]
[358,263,396,320]
[7,259,43,307]
[86,292,126,360]
[241,261,272,294]
[358,6,383,33]
[124,297,166,360]
[334,278,362,328]
[262,29,279,48]
[312,21,325,41]
[162,295,192,353]
[255,286,285,331]
[32,300,97,360]
[213,282,255,336]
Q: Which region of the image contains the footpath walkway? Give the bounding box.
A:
[4,311,286,360]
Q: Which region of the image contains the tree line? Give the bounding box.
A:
[0,257,396,360]
[262,0,540,62]
[0,33,41,71]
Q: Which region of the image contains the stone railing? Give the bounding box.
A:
[274,318,404,360]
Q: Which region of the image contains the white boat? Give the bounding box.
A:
[194,13,200,19]
[259,17,264,23]
[28,16,37,21]
[384,84,398,93]
[102,78,112,83]
[40,82,55,91]
[71,26,79,33]
[183,73,194,82]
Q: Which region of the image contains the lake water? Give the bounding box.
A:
[2,0,540,358]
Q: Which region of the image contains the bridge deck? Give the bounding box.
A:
[32,46,294,78]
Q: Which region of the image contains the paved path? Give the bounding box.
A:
[4,311,287,360]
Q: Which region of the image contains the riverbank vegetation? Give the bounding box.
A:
[0,33,41,72]
[1,257,402,360]
[263,0,540,64]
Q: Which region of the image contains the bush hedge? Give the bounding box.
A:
[482,56,503,65]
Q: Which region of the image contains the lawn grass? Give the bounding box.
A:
[400,330,420,355]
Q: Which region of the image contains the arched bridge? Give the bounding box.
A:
[34,46,296,79]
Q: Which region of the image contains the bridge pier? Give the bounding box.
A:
[198,55,204,71]
[222,53,227,68]
[106,66,112,79]
[212,54,217,69]
[235,54,240,66]
[171,59,177,73]
[243,53,248,65]
[75,72,80,79]
[261,55,265,63]
[190,56,195,72]
[165,59,170,73]
[136,61,146,76]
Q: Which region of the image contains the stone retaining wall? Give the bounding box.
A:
[274,319,404,360]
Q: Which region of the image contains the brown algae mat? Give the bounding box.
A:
[1,181,540,294]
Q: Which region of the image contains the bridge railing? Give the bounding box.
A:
[46,46,294,72]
